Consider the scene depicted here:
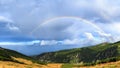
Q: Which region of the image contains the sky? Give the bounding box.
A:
[0,0,120,55]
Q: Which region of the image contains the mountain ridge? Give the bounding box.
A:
[34,41,120,65]
[0,46,46,65]
[1,41,120,68]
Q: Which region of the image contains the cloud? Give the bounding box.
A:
[0,0,119,34]
[32,17,109,41]
[0,16,20,33]
[96,22,120,42]
[84,32,94,40]
[0,40,39,46]
[1,0,120,55]
[95,0,120,21]
[0,16,13,22]
[40,40,58,46]
[6,23,19,31]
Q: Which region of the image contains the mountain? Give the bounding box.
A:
[1,42,120,68]
[34,41,120,65]
[0,43,87,56]
[0,46,46,64]
[0,47,64,68]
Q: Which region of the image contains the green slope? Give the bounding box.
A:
[0,47,45,64]
[0,47,13,61]
[35,42,120,65]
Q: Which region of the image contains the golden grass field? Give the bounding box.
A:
[0,57,120,68]
[0,61,62,68]
[0,57,62,68]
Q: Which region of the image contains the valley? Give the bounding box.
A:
[1,41,120,68]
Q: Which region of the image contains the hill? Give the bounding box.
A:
[0,47,64,68]
[0,47,50,68]
[34,41,120,65]
[1,41,120,68]
[0,46,42,64]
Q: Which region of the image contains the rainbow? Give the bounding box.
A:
[30,16,105,35]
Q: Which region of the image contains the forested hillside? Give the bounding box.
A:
[35,41,120,65]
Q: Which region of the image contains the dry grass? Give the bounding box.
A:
[0,57,62,68]
[1,57,120,68]
[46,64,62,68]
[0,61,43,68]
[0,62,62,68]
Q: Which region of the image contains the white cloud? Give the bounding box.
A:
[6,23,20,31]
[0,16,20,36]
[84,32,94,40]
[62,39,80,45]
[0,40,40,46]
[0,16,13,22]
[95,0,120,21]
[40,40,58,46]
[96,22,120,42]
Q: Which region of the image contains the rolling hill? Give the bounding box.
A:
[0,46,40,64]
[1,41,120,68]
[34,41,120,66]
[0,47,64,68]
[0,47,50,68]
